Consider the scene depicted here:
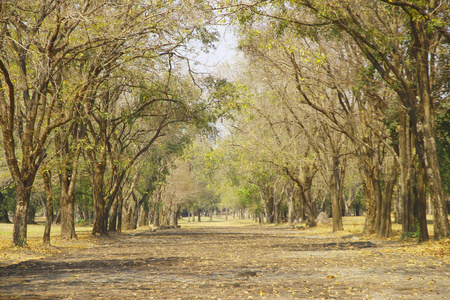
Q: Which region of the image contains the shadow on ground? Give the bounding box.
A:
[1,226,448,299]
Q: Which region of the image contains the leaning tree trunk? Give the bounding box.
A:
[109,196,119,232]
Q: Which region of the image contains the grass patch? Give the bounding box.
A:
[0,220,94,267]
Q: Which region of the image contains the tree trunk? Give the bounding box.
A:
[0,192,11,223]
[274,197,281,224]
[60,178,77,240]
[414,25,449,239]
[302,189,316,227]
[139,204,149,227]
[330,155,344,232]
[109,195,119,232]
[91,157,108,235]
[171,206,180,226]
[153,204,160,227]
[259,188,274,223]
[399,109,415,233]
[358,151,381,235]
[132,193,139,229]
[288,190,295,225]
[42,170,53,247]
[416,155,429,242]
[122,192,138,231]
[117,191,123,232]
[12,183,32,246]
[378,159,398,238]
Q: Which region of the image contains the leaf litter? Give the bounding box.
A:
[0,220,449,299]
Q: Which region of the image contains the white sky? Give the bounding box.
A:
[192,24,240,75]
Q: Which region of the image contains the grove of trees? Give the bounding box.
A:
[0,0,448,247]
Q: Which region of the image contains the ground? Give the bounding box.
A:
[0,217,449,299]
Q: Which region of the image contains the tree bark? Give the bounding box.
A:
[413,22,449,240]
[398,109,415,233]
[258,187,274,223]
[42,170,53,246]
[416,154,429,242]
[117,190,124,232]
[0,192,11,223]
[59,170,78,240]
[91,159,107,235]
[171,206,180,226]
[109,196,119,232]
[12,184,32,246]
[288,187,296,224]
[330,155,344,232]
[378,159,398,238]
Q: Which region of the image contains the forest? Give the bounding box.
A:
[0,0,449,249]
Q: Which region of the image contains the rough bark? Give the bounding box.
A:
[12,184,32,246]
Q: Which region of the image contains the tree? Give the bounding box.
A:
[0,0,220,244]
[0,0,103,245]
[227,0,449,239]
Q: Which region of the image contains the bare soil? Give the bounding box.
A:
[0,223,449,299]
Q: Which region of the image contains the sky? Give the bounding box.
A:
[193,24,240,75]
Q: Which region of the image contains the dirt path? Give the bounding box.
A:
[1,224,449,299]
